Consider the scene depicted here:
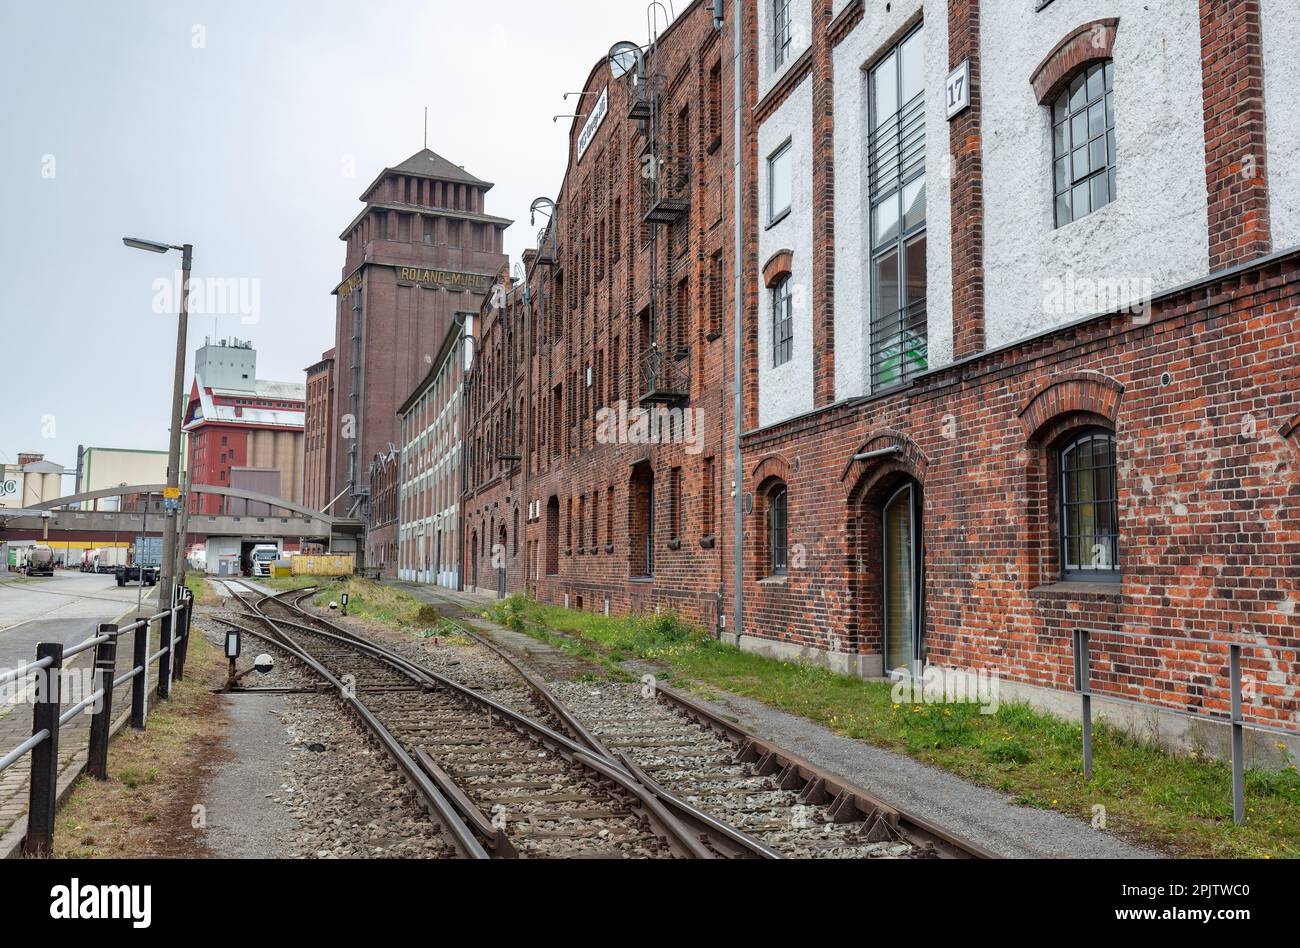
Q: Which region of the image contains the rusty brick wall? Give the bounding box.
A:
[738,254,1299,727]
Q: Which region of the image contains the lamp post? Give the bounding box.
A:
[122,237,192,609]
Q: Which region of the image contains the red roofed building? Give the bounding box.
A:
[183,337,305,516]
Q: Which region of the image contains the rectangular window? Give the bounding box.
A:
[773,0,792,70]
[612,197,622,262]
[551,384,562,459]
[606,486,615,547]
[768,141,792,224]
[710,251,724,336]
[674,279,689,356]
[669,467,682,540]
[868,24,927,390]
[701,456,716,536]
[708,62,723,147]
[578,495,587,549]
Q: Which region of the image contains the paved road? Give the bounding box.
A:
[0,570,158,671]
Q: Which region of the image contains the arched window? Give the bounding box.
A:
[1052,60,1115,227]
[767,483,788,576]
[772,275,793,367]
[1059,428,1119,580]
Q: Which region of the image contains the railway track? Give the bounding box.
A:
[211,579,993,859]
[412,590,995,859]
[215,580,734,858]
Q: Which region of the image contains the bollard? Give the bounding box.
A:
[1072,629,1092,781]
[1230,644,1245,825]
[131,619,150,729]
[158,611,174,701]
[22,642,63,856]
[87,625,119,780]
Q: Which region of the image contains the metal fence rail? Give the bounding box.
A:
[1072,625,1300,825]
[0,587,194,855]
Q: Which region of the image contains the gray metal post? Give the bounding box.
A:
[131,619,150,729]
[23,642,63,856]
[158,610,174,700]
[729,0,745,646]
[87,625,119,780]
[1229,643,1245,825]
[1073,629,1092,780]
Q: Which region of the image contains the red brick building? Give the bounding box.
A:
[326,147,510,548]
[462,0,735,622]
[366,445,400,575]
[448,0,1299,754]
[303,347,335,517]
[184,338,305,517]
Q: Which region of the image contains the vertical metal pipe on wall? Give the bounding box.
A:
[728,0,744,645]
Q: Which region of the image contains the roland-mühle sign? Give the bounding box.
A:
[577,86,608,162]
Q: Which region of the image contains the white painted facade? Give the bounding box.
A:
[980,0,1209,349]
[397,348,461,589]
[757,0,813,101]
[832,0,953,404]
[1262,0,1300,251]
[757,78,816,428]
[756,0,1294,430]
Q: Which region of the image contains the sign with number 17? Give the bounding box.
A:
[946,59,970,119]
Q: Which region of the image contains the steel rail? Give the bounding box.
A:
[405,585,997,859]
[215,584,488,859]
[651,680,998,859]
[413,601,783,859]
[239,583,717,859]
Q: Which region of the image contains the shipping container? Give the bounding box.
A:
[290,554,355,576]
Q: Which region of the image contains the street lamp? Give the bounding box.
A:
[122,236,192,609]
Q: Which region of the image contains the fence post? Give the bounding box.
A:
[1073,629,1092,781]
[158,610,173,701]
[1229,643,1245,826]
[131,618,150,729]
[87,625,119,780]
[22,642,63,857]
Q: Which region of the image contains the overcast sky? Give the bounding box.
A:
[0,0,679,478]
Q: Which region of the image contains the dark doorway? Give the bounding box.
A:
[881,480,925,674]
[629,462,654,577]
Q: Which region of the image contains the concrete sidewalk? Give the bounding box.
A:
[389,579,1157,858]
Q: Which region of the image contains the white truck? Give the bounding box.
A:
[250,544,279,577]
[93,547,128,574]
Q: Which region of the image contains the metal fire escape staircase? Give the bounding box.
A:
[630,66,691,408]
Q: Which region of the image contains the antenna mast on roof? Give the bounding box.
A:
[423,107,428,149]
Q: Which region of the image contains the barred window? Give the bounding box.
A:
[1052,60,1115,227]
[773,0,792,70]
[772,275,793,367]
[1059,428,1119,580]
[868,23,927,389]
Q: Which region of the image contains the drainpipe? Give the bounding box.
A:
[728,0,744,646]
